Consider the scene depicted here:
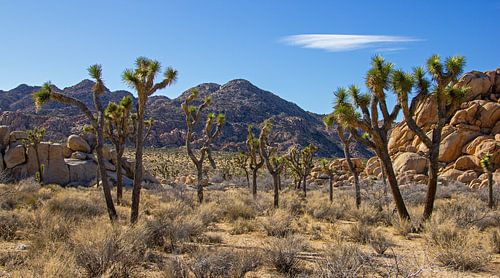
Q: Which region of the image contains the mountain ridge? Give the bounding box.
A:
[0,79,372,157]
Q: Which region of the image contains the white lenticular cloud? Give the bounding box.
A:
[282,34,421,52]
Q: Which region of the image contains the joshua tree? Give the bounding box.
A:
[182,89,225,203]
[333,56,410,220]
[286,144,317,197]
[234,152,250,187]
[33,65,118,221]
[324,88,361,208]
[392,54,466,220]
[122,57,177,224]
[480,153,495,209]
[22,128,45,184]
[246,124,264,198]
[103,96,134,205]
[259,119,286,208]
[319,159,334,202]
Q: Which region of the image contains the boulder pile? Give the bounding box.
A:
[0,126,159,187]
[370,68,500,187]
[311,158,366,187]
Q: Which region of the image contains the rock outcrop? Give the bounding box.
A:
[377,68,500,187]
[0,125,160,187]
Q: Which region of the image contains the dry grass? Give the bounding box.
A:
[1,154,499,277]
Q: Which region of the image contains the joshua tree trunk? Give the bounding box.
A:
[342,141,361,208]
[423,137,440,220]
[329,175,333,203]
[94,94,118,222]
[487,171,494,209]
[34,146,43,184]
[115,145,124,205]
[278,174,282,191]
[131,103,145,224]
[377,147,410,220]
[302,175,307,197]
[252,168,258,198]
[273,174,279,208]
[244,169,250,188]
[196,163,204,203]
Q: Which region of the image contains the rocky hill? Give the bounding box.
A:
[0,79,371,157]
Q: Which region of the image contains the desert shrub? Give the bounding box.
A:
[45,192,105,221]
[27,210,74,246]
[343,222,373,244]
[281,192,306,216]
[391,217,414,238]
[376,253,424,277]
[161,257,189,278]
[194,201,223,225]
[189,249,262,278]
[72,224,145,277]
[349,203,391,226]
[0,179,45,210]
[230,218,256,235]
[262,209,294,238]
[10,244,79,278]
[142,201,203,252]
[436,196,499,230]
[425,220,491,271]
[222,199,256,221]
[306,196,348,222]
[266,235,307,276]
[491,230,500,254]
[316,242,367,278]
[369,230,392,255]
[0,211,23,240]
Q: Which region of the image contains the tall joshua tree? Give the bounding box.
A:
[103,96,134,205]
[324,90,361,208]
[392,54,466,220]
[334,56,410,220]
[259,119,286,208]
[286,144,317,197]
[246,124,265,198]
[32,65,118,222]
[22,128,45,184]
[182,89,225,203]
[123,57,177,224]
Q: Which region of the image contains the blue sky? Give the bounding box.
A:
[1,0,499,114]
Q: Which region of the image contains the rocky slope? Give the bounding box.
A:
[0,79,371,157]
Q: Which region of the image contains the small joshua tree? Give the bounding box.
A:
[392,55,466,220]
[319,159,334,202]
[324,88,361,208]
[182,89,225,203]
[333,56,410,220]
[33,65,118,222]
[246,124,265,198]
[122,57,177,224]
[480,153,495,209]
[22,128,45,184]
[234,152,250,187]
[259,119,286,208]
[103,96,134,205]
[286,144,317,197]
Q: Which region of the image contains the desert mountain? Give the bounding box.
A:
[0,79,371,157]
